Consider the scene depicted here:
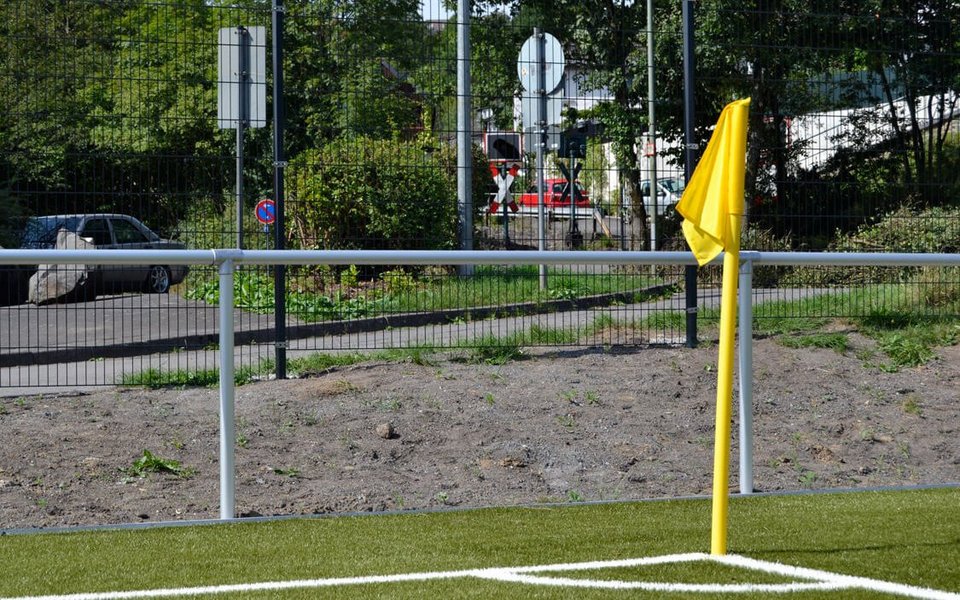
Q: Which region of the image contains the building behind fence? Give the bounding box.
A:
[0,1,957,387]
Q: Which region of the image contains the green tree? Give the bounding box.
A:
[836,0,960,205]
[283,0,429,155]
[0,1,112,196]
[78,0,262,224]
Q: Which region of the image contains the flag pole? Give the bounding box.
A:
[674,97,750,556]
[710,244,740,555]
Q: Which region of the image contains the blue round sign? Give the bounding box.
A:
[255,199,276,225]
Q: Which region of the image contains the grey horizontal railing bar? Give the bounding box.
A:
[3,249,958,268]
[0,249,695,266]
[740,251,960,267]
[0,249,218,265]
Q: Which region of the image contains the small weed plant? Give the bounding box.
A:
[127,450,193,479]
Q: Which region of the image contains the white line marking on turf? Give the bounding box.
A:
[3,553,957,600]
[715,554,960,600]
[475,570,846,593]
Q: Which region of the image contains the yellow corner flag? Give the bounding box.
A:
[676,98,750,556]
[676,98,751,266]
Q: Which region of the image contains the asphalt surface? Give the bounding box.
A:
[0,285,832,397]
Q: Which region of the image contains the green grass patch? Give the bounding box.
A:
[748,285,958,368]
[749,294,838,336]
[467,334,524,365]
[186,266,658,324]
[388,265,657,313]
[122,349,449,389]
[521,324,577,345]
[287,351,379,375]
[121,365,262,388]
[0,488,958,599]
[123,281,957,389]
[778,332,850,353]
[645,310,690,331]
[851,295,959,369]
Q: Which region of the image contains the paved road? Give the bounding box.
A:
[0,285,833,397]
[1,292,274,363]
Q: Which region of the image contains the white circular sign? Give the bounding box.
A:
[517,33,564,94]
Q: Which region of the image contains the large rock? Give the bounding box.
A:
[28,230,96,304]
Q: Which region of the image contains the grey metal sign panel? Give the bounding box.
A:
[517,32,564,94]
[218,26,267,129]
[520,90,564,131]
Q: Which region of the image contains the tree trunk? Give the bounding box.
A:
[626,165,651,251]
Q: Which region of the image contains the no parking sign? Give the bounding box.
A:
[255,198,276,225]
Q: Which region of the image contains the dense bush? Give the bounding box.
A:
[832,205,960,254]
[784,205,960,288]
[288,136,460,250]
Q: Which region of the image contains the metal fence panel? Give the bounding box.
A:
[1,1,957,388]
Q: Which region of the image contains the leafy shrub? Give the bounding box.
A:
[339,265,360,288]
[785,205,960,286]
[381,268,417,294]
[288,135,459,250]
[833,205,960,254]
[185,270,379,322]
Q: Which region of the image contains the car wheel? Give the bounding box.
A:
[145,266,171,294]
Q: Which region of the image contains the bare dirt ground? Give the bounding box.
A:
[1,335,958,530]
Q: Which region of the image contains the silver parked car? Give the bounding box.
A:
[639,177,686,216]
[20,213,188,296]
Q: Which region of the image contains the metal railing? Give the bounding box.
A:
[1,248,958,519]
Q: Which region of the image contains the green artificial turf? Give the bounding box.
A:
[1,487,957,599]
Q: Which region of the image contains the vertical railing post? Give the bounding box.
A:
[272,0,288,380]
[218,255,237,519]
[737,253,755,494]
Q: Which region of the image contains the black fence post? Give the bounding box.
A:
[682,0,698,348]
[272,0,287,379]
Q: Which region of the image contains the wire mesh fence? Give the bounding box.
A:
[1,251,957,392]
[0,1,957,388]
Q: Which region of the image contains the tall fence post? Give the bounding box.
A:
[235,27,249,250]
[218,255,237,520]
[646,0,658,252]
[456,0,474,276]
[682,0,698,348]
[272,0,287,379]
[737,253,755,494]
[535,27,548,290]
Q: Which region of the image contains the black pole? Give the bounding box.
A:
[272,0,287,378]
[682,0,698,348]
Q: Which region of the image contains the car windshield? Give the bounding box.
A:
[661,178,685,193]
[21,216,83,248]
